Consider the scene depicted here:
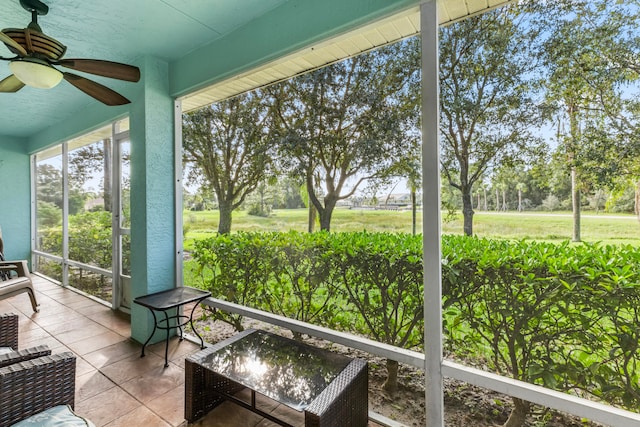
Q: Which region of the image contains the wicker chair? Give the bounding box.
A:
[0,238,39,312]
[0,313,51,368]
[0,313,77,426]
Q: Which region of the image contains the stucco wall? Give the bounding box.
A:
[0,136,31,260]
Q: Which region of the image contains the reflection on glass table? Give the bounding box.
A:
[185,328,369,426]
[199,330,351,411]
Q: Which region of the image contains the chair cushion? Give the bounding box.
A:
[0,346,12,355]
[10,405,95,427]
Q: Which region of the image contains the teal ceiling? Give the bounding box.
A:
[0,0,288,138]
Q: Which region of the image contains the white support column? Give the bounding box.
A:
[421,1,444,425]
[111,122,121,309]
[62,142,69,287]
[174,99,184,287]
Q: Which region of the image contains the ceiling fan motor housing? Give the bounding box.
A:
[1,28,66,60]
[20,0,48,16]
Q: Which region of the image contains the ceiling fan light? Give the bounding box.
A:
[9,58,63,89]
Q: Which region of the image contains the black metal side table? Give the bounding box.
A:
[133,286,211,367]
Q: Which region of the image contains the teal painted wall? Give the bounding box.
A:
[170,0,418,96]
[129,56,176,344]
[0,136,31,260]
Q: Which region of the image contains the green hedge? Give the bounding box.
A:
[190,231,640,411]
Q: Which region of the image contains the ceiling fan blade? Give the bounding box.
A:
[0,74,25,92]
[63,72,130,106]
[57,59,140,82]
[0,31,27,56]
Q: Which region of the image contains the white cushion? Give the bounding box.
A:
[10,405,94,427]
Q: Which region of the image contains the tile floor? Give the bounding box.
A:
[0,275,321,427]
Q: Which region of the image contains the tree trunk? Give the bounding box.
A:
[568,104,581,242]
[495,188,500,212]
[504,398,530,427]
[319,208,332,231]
[218,201,233,234]
[502,189,507,212]
[318,196,337,231]
[483,188,488,211]
[517,190,522,212]
[571,167,581,242]
[635,180,640,223]
[260,188,265,214]
[383,359,399,395]
[462,186,474,236]
[308,203,316,233]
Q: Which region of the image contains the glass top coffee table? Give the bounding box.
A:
[185,329,368,426]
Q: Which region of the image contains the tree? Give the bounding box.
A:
[270,40,419,231]
[516,182,526,212]
[481,182,489,211]
[36,163,85,216]
[545,49,592,241]
[439,7,545,235]
[542,194,561,211]
[36,164,63,209]
[246,178,278,217]
[571,2,640,223]
[495,182,508,212]
[68,140,112,212]
[269,177,305,210]
[183,91,275,233]
[538,0,640,238]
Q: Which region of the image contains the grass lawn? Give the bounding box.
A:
[182,207,640,248]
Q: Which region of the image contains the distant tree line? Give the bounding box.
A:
[182,0,640,238]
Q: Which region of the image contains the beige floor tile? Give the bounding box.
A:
[56,322,112,345]
[76,370,116,403]
[147,385,187,426]
[120,363,184,403]
[75,386,141,427]
[147,336,202,362]
[83,339,142,369]
[76,357,97,377]
[43,319,89,335]
[67,330,128,355]
[104,406,171,427]
[266,404,304,426]
[31,310,87,327]
[4,298,40,314]
[90,311,131,337]
[20,334,65,350]
[17,325,50,343]
[192,401,264,427]
[100,352,167,384]
[232,389,280,414]
[66,298,107,310]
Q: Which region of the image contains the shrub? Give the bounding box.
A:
[188,231,640,420]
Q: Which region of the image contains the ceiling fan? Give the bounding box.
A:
[0,0,140,106]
